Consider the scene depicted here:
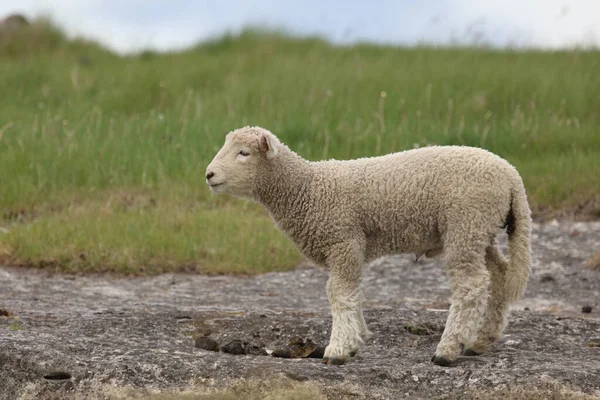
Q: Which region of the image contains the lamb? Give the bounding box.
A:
[206,126,532,366]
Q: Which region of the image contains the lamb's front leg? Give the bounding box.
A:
[357,303,373,343]
[322,242,366,365]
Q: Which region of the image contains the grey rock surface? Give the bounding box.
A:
[1,221,599,399]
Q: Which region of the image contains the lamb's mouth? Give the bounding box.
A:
[209,182,225,188]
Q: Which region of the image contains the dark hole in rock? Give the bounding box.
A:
[175,315,192,320]
[221,340,246,355]
[43,371,71,380]
[582,305,593,314]
[0,308,13,317]
[195,337,219,352]
[540,274,556,283]
[306,345,325,359]
[272,337,325,359]
[272,348,292,358]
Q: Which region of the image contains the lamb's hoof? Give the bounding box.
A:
[325,357,345,365]
[323,342,355,364]
[462,348,481,357]
[321,356,346,365]
[431,355,452,367]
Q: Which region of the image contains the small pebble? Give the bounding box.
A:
[195,337,219,352]
[582,305,593,314]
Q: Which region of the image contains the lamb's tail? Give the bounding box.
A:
[504,182,532,303]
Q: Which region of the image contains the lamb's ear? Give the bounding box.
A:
[258,131,281,159]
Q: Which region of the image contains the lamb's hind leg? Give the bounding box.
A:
[463,244,510,356]
[323,241,366,365]
[433,243,490,366]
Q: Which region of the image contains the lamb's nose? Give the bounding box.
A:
[206,171,215,180]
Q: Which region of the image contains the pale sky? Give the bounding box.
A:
[1,0,599,53]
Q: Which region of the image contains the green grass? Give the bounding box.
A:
[2,190,301,275]
[0,21,599,274]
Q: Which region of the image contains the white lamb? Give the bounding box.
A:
[206,126,532,366]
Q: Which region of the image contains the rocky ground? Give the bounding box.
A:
[1,221,599,399]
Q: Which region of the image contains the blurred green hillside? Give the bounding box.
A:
[1,19,599,274]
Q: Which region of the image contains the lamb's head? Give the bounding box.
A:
[205,126,282,198]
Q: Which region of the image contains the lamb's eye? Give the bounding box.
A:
[239,150,250,156]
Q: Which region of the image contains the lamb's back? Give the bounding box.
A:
[309,146,516,243]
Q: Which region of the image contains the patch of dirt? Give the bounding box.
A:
[1,221,599,399]
[587,251,600,271]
